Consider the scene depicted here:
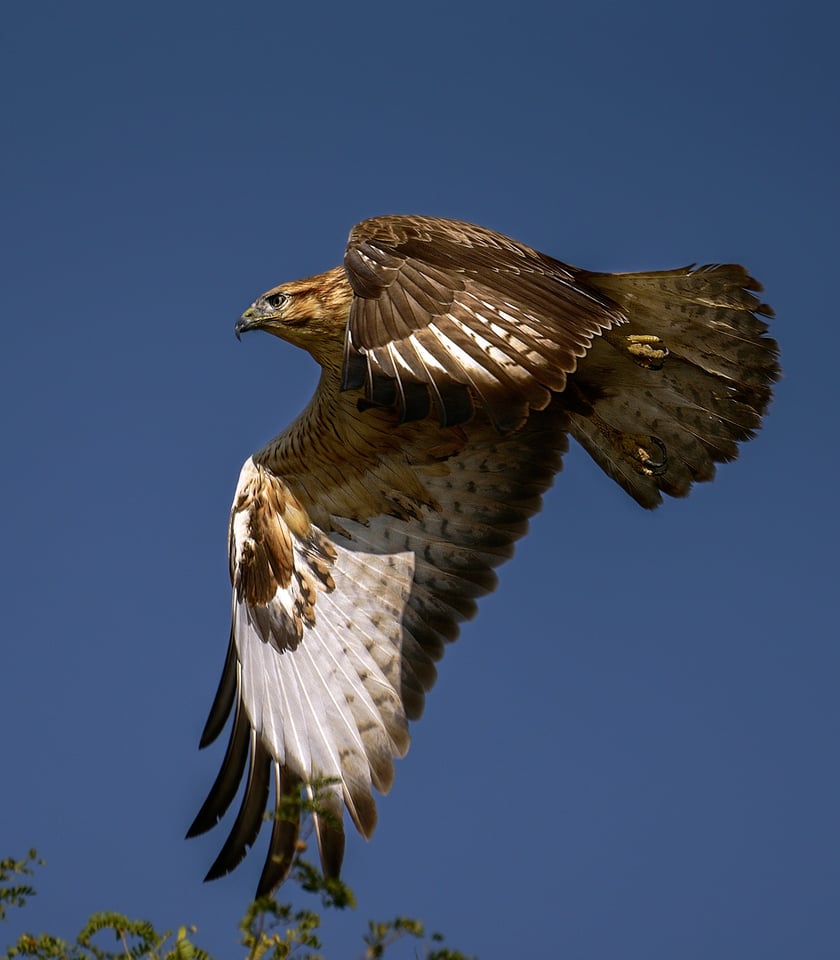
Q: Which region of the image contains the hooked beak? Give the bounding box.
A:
[235,305,266,341]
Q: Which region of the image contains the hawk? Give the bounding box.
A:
[187,215,779,895]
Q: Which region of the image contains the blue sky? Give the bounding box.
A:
[2,2,838,957]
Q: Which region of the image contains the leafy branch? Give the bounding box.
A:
[1,851,472,960]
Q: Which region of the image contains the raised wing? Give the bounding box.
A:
[342,215,626,430]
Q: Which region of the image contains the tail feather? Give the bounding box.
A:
[569,265,779,507]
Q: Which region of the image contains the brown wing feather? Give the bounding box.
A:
[343,215,626,429]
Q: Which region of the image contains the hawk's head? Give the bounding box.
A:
[235,266,352,367]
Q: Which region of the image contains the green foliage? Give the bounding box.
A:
[1,851,473,960]
[290,860,355,912]
[0,852,42,922]
[1,892,213,960]
[239,896,322,959]
[363,917,472,960]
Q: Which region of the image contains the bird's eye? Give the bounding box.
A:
[264,292,288,310]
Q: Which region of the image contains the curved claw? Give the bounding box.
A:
[622,434,668,475]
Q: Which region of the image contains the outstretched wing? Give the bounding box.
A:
[189,408,570,895]
[342,215,626,430]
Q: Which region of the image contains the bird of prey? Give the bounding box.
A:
[187,215,779,896]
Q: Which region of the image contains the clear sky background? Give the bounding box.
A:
[2,2,838,958]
